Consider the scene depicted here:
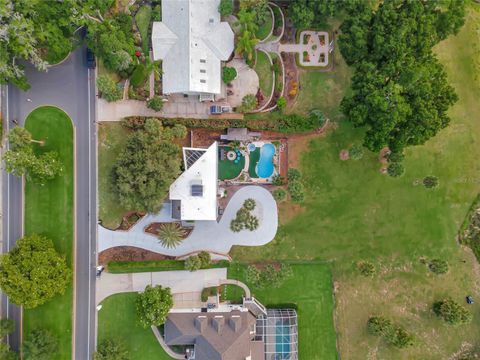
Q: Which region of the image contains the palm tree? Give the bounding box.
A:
[157,223,187,249]
[236,8,258,34]
[235,30,258,62]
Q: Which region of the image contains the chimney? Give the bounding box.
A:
[212,316,224,333]
[229,315,242,332]
[195,316,207,333]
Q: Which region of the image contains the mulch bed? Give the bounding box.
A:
[98,246,175,265]
[117,211,145,231]
[144,222,193,239]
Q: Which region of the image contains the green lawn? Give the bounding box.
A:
[98,293,173,360]
[98,122,131,229]
[135,5,152,55]
[232,5,480,359]
[107,260,230,274]
[228,263,337,360]
[218,147,245,180]
[248,148,260,178]
[255,9,273,41]
[254,50,274,98]
[24,106,74,360]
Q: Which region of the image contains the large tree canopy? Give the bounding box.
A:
[0,234,71,309]
[136,285,173,328]
[114,119,185,213]
[339,0,465,154]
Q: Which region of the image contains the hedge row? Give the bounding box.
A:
[107,259,230,273]
[122,113,323,134]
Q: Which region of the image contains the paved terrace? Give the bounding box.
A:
[98,186,278,256]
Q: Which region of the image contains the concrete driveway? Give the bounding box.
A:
[96,268,227,307]
[98,185,278,256]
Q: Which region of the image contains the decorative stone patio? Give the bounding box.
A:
[279,31,330,66]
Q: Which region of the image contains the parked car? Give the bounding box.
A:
[86,48,96,69]
[96,265,104,277]
[466,295,474,304]
[210,105,232,114]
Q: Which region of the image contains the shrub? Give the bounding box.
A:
[272,174,284,186]
[0,319,14,337]
[198,251,212,267]
[309,109,326,128]
[219,0,233,17]
[130,63,147,87]
[423,175,439,189]
[428,259,449,275]
[97,75,122,102]
[230,219,244,232]
[239,94,258,113]
[157,223,187,249]
[152,5,162,21]
[236,208,250,223]
[146,96,163,111]
[222,66,237,84]
[387,151,405,163]
[244,215,259,231]
[387,162,405,177]
[434,298,473,326]
[201,287,217,302]
[94,339,129,360]
[273,188,286,202]
[277,96,287,112]
[243,198,256,211]
[185,255,202,271]
[356,261,376,277]
[367,316,414,348]
[348,144,364,160]
[288,181,305,203]
[287,168,301,182]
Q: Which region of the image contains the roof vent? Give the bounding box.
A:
[195,316,207,332]
[212,316,224,333]
[229,315,242,332]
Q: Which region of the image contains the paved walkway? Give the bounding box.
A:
[279,31,330,66]
[151,326,184,360]
[96,268,227,305]
[98,186,278,256]
[227,58,259,107]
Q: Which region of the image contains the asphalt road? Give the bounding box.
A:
[1,46,97,359]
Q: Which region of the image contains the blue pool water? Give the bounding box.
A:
[247,143,256,152]
[275,325,290,355]
[256,143,275,178]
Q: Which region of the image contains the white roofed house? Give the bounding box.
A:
[169,142,218,221]
[151,0,235,98]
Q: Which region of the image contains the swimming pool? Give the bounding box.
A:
[256,143,275,178]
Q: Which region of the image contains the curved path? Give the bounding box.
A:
[151,326,185,360]
[219,279,251,298]
[98,186,278,256]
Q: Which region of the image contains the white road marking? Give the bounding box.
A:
[87,67,92,358]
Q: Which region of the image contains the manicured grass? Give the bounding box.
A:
[255,9,273,41]
[107,260,230,274]
[98,122,131,229]
[248,148,260,178]
[232,6,480,359]
[135,5,152,55]
[98,293,172,360]
[24,106,74,360]
[218,147,245,180]
[228,263,337,360]
[219,284,244,303]
[254,50,274,97]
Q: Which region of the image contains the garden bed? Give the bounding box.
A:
[117,211,145,231]
[144,222,193,239]
[99,246,175,264]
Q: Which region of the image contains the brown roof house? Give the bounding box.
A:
[164,298,298,360]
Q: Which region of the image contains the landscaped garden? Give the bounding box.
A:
[24,106,74,360]
[254,6,273,41]
[218,146,245,180]
[254,50,274,101]
[231,4,480,359]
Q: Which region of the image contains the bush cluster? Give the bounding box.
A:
[246,264,293,289]
[287,168,305,203]
[272,188,286,202]
[428,258,449,275]
[123,114,323,134]
[348,144,364,160]
[185,251,212,271]
[230,199,259,232]
[367,316,414,348]
[433,298,472,326]
[423,175,439,189]
[146,96,164,112]
[222,66,237,84]
[97,75,122,102]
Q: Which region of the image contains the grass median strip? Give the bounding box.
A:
[24,106,74,360]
